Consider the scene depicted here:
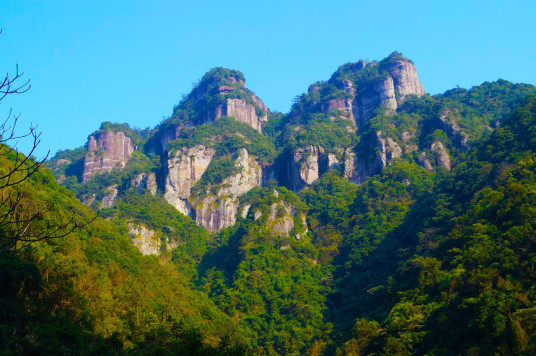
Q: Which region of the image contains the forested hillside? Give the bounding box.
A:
[3,52,536,354]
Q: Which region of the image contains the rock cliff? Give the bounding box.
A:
[128,223,161,255]
[166,67,269,135]
[83,131,135,181]
[431,141,451,170]
[131,172,158,195]
[386,58,426,101]
[213,98,268,133]
[99,185,118,209]
[194,148,262,231]
[242,188,309,240]
[164,145,216,216]
[317,54,425,126]
[128,223,180,256]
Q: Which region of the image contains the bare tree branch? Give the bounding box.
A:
[0,28,96,253]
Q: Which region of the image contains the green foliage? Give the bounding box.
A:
[46,146,87,178]
[168,116,276,164]
[281,113,357,153]
[198,187,328,355]
[338,96,536,354]
[0,151,246,354]
[93,121,151,146]
[164,67,266,127]
[40,53,536,356]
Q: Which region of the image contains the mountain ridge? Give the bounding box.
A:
[11,51,536,354]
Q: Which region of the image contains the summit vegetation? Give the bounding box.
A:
[4,52,536,355]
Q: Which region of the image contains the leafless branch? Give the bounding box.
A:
[0,28,94,253]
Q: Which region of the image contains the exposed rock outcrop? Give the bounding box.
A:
[386,59,426,101]
[99,185,118,209]
[327,56,426,126]
[170,68,269,134]
[55,159,71,167]
[295,146,324,187]
[128,223,180,255]
[83,131,135,182]
[82,193,96,207]
[279,146,347,191]
[343,132,404,183]
[128,223,160,256]
[245,189,308,240]
[164,145,216,216]
[131,172,157,195]
[203,98,268,133]
[374,131,403,169]
[438,110,471,150]
[356,76,398,125]
[321,79,356,124]
[431,141,451,170]
[268,202,295,237]
[418,152,434,172]
[194,148,262,231]
[343,148,358,182]
[159,122,191,152]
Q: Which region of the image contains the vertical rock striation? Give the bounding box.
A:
[164,145,216,216]
[194,148,262,231]
[83,131,135,181]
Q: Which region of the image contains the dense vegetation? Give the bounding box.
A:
[0,150,246,355]
[165,67,266,127]
[26,56,536,354]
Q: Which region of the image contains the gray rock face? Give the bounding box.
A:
[164,145,216,216]
[159,122,191,152]
[146,173,158,195]
[83,131,135,182]
[330,58,425,126]
[248,193,308,240]
[295,146,324,187]
[343,148,358,183]
[387,59,426,101]
[209,98,268,133]
[343,132,404,184]
[55,159,71,167]
[438,110,471,150]
[356,76,398,125]
[322,97,355,123]
[194,148,262,231]
[181,70,269,133]
[375,131,403,168]
[418,152,434,172]
[99,185,118,209]
[283,145,334,191]
[82,193,96,207]
[128,223,180,255]
[128,223,160,256]
[284,146,347,191]
[321,80,356,124]
[131,172,157,195]
[327,153,340,170]
[431,141,451,170]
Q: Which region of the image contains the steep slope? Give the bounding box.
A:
[45,57,536,354]
[327,96,536,354]
[0,149,246,354]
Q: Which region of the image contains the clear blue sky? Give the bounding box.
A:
[1,0,535,158]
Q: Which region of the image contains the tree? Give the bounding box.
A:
[0,29,93,252]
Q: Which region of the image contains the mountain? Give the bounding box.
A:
[0,149,246,354]
[36,52,536,354]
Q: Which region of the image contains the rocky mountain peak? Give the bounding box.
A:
[82,129,136,182]
[158,68,269,151]
[291,52,425,128]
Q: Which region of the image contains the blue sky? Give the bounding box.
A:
[1,0,535,158]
